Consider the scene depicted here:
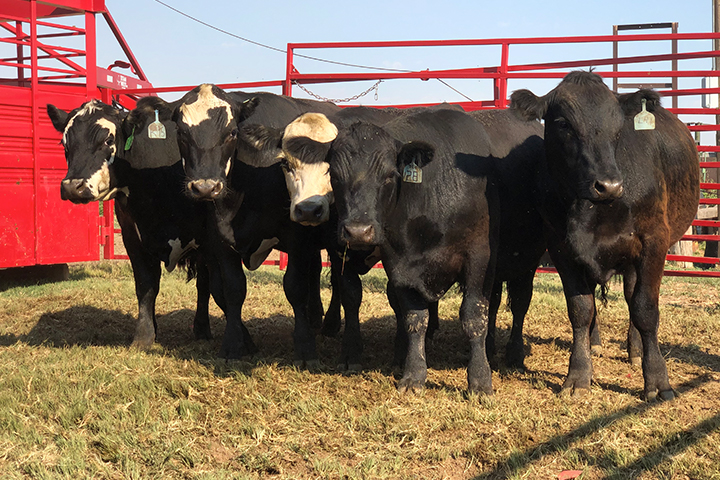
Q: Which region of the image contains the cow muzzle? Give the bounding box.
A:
[292,197,330,226]
[61,178,94,203]
[341,223,377,247]
[187,179,224,200]
[592,179,624,202]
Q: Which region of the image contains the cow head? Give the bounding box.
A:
[278,113,338,226]
[329,122,434,248]
[511,71,626,203]
[173,84,257,200]
[47,100,124,204]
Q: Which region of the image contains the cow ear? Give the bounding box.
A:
[616,89,661,115]
[235,97,259,123]
[397,141,434,170]
[47,104,69,132]
[236,124,285,167]
[510,89,547,121]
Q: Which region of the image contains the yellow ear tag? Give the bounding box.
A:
[148,109,167,139]
[402,161,422,184]
[634,98,655,131]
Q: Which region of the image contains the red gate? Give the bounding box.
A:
[0,0,150,269]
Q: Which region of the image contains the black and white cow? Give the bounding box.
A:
[170,84,346,364]
[511,71,699,401]
[47,98,252,350]
[328,108,500,394]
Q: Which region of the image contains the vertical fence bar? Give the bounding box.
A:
[84,10,95,99]
[102,200,115,259]
[613,25,619,92]
[30,0,39,264]
[16,20,24,84]
[672,22,679,109]
[284,45,294,96]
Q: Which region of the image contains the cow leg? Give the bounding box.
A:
[386,282,407,367]
[461,257,494,396]
[505,272,535,371]
[284,251,319,368]
[628,247,674,401]
[485,279,503,368]
[552,252,596,397]
[427,301,440,340]
[116,201,159,349]
[396,287,429,394]
[589,310,602,354]
[193,255,213,340]
[338,263,363,371]
[306,249,324,331]
[215,244,255,359]
[623,268,643,366]
[320,254,342,337]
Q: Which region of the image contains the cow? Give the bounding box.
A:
[327,108,500,394]
[510,71,699,401]
[170,84,350,365]
[281,107,546,370]
[46,98,255,352]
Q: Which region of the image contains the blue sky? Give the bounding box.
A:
[96,0,715,107]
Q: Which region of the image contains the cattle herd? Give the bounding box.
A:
[47,71,699,402]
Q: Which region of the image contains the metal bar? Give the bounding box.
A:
[288,32,720,50]
[102,200,115,260]
[30,0,39,264]
[666,255,719,264]
[672,22,678,110]
[700,198,720,205]
[16,21,24,83]
[112,80,284,96]
[509,50,720,73]
[101,11,148,82]
[669,108,720,115]
[2,52,83,62]
[693,220,720,227]
[663,270,720,278]
[689,125,720,131]
[681,235,720,241]
[0,60,85,75]
[495,43,509,108]
[85,10,96,99]
[284,45,294,96]
[700,182,720,189]
[617,23,675,30]
[613,25,618,92]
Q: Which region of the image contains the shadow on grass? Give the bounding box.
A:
[473,372,720,480]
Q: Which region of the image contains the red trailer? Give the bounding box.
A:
[0,0,150,271]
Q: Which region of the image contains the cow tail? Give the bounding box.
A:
[598,283,609,308]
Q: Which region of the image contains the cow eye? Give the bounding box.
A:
[105,135,114,146]
[230,128,238,138]
[279,157,290,171]
[554,118,570,130]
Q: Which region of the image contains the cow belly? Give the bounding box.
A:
[383,248,465,302]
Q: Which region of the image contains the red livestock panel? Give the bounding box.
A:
[0,83,101,268]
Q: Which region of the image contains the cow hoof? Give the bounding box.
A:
[646,389,676,402]
[347,363,362,373]
[629,356,642,367]
[193,327,213,341]
[130,337,154,350]
[397,378,425,394]
[560,386,591,399]
[305,359,321,371]
[220,345,253,359]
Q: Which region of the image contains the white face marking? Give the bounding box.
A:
[62,100,102,143]
[166,238,199,272]
[178,84,233,127]
[225,157,232,176]
[282,113,338,224]
[248,237,279,271]
[85,161,113,200]
[95,117,117,156]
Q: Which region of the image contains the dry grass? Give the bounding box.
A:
[0,261,718,479]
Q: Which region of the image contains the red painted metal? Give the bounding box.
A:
[0,0,150,269]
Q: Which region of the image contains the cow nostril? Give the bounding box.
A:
[189,179,221,199]
[343,224,375,244]
[594,180,624,199]
[312,204,323,219]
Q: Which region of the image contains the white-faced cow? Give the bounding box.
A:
[47,98,254,351]
[511,71,699,401]
[171,84,348,365]
[328,108,500,395]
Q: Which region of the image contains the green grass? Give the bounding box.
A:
[0,262,719,479]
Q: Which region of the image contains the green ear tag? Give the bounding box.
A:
[402,161,422,184]
[634,98,655,131]
[124,126,135,151]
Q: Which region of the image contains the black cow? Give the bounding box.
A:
[170,84,346,364]
[328,108,500,394]
[46,98,252,350]
[282,107,545,370]
[511,71,699,401]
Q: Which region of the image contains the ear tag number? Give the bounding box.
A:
[124,126,135,151]
[402,161,422,184]
[148,109,167,139]
[634,98,655,131]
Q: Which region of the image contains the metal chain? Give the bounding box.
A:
[293,80,382,104]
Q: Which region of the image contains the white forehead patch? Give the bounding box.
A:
[179,84,233,127]
[283,113,338,145]
[62,100,102,143]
